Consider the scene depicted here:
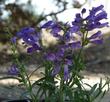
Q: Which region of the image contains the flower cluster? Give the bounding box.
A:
[45,48,73,80]
[41,5,108,80]
[10,5,108,81]
[13,27,41,53]
[86,5,108,30]
[73,5,108,30]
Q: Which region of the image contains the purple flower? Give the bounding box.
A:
[63,58,72,81]
[23,34,40,45]
[45,51,63,77]
[45,48,65,62]
[17,27,35,37]
[72,13,83,27]
[90,5,104,15]
[94,11,107,21]
[8,64,19,75]
[81,8,86,14]
[64,58,72,66]
[87,22,108,31]
[45,53,56,61]
[89,31,101,39]
[16,27,41,53]
[41,21,62,38]
[86,5,108,30]
[64,31,71,41]
[51,64,61,76]
[69,26,80,33]
[50,24,61,38]
[71,5,108,32]
[95,22,109,28]
[27,43,42,53]
[75,13,82,22]
[67,41,81,49]
[45,47,73,80]
[64,65,70,81]
[10,37,17,43]
[90,39,103,44]
[41,21,54,29]
[17,27,40,44]
[88,31,103,44]
[56,48,65,58]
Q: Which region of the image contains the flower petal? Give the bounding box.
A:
[64,65,70,81]
[51,64,61,76]
[89,31,101,39]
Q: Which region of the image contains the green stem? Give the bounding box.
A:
[7,29,38,101]
[59,77,64,102]
[15,54,37,101]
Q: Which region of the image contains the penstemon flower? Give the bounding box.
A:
[45,48,73,80]
[86,5,108,30]
[16,27,42,53]
[88,31,103,44]
[9,5,109,102]
[41,21,62,38]
[8,64,19,75]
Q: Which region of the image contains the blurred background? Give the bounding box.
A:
[0,0,110,101]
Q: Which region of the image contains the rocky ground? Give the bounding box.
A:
[0,30,110,102]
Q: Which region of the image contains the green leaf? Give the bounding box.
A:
[89,83,98,95]
[36,86,43,97]
[84,83,92,89]
[32,77,45,87]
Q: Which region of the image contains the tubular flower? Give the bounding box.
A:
[64,65,70,81]
[70,5,108,45]
[16,27,41,53]
[41,20,62,38]
[71,5,108,31]
[86,5,108,30]
[45,49,73,81]
[88,31,103,44]
[8,64,19,75]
